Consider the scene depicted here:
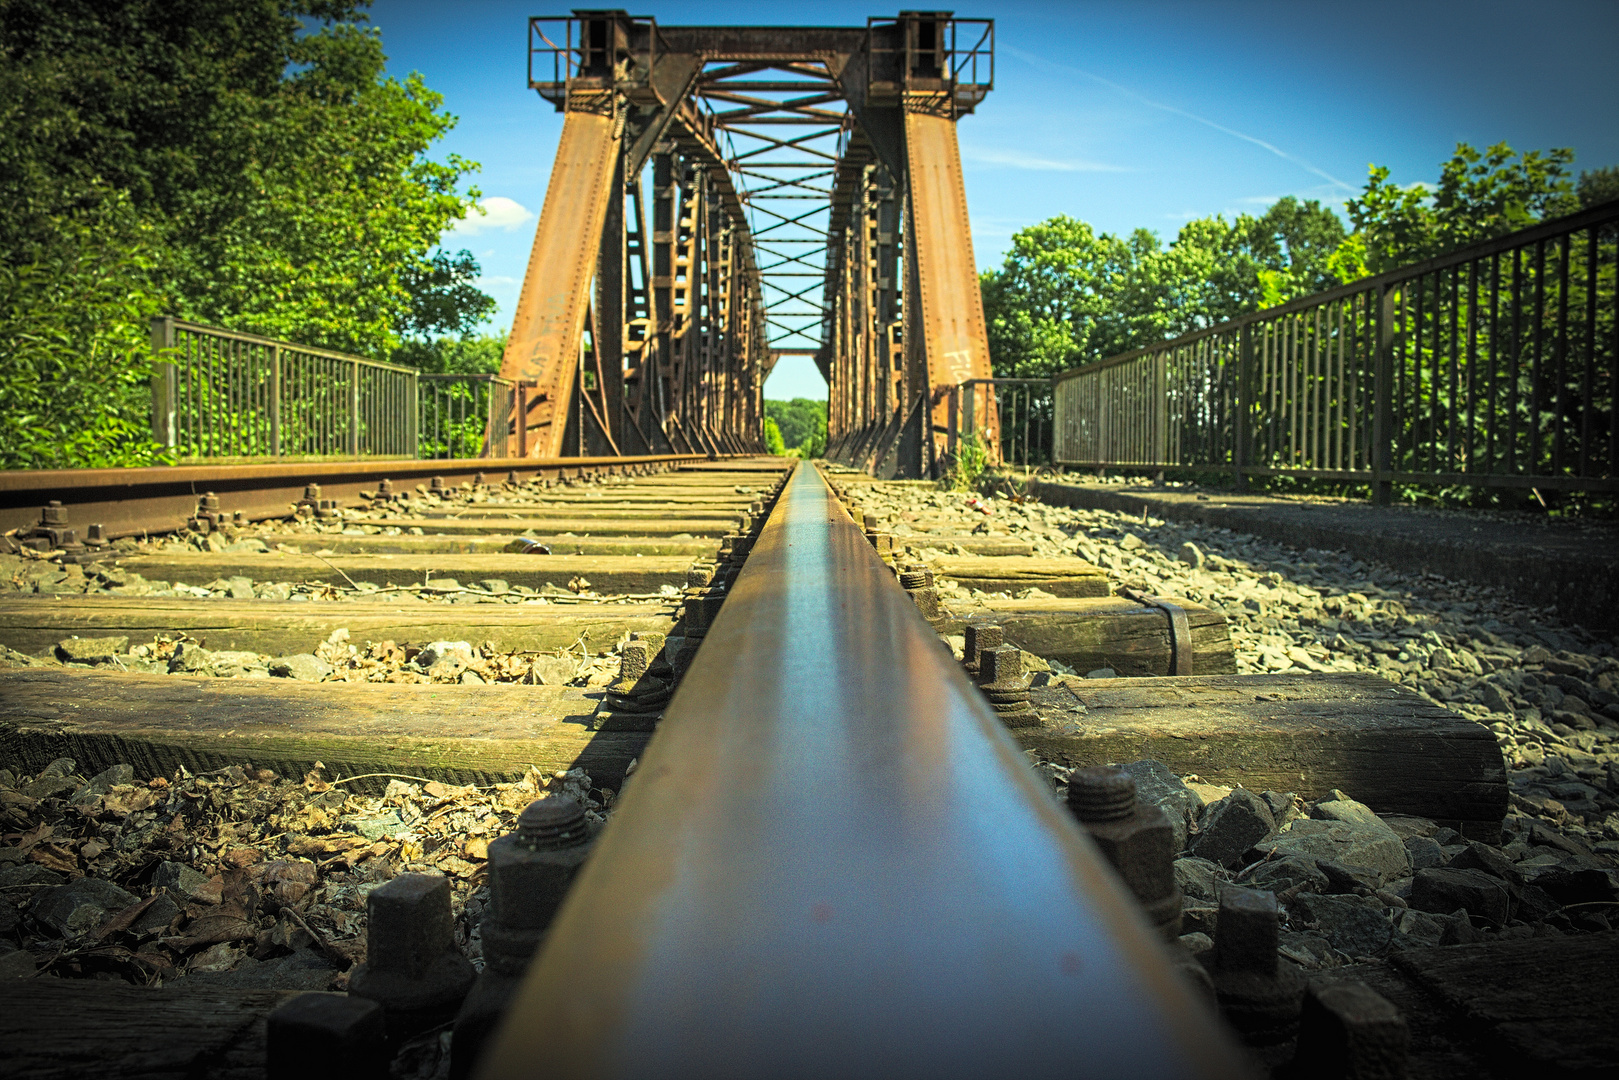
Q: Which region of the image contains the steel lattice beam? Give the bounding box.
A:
[501,12,997,475]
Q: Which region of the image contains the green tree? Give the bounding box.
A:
[1345,142,1576,274]
[764,398,827,451]
[0,0,490,466]
[763,417,786,455]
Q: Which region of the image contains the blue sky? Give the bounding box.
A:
[373,0,1619,401]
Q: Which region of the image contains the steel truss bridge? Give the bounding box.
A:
[499,10,998,476]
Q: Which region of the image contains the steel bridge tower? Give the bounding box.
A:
[500,11,996,476]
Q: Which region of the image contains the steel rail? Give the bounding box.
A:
[479,461,1251,1079]
[0,454,728,539]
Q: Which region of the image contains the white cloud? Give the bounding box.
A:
[961,147,1128,173]
[450,196,536,235]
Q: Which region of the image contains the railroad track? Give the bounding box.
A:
[0,456,1614,1079]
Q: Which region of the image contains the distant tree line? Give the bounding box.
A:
[764,398,827,457]
[0,0,495,468]
[982,144,1619,380]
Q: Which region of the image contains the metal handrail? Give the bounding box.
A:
[480,461,1248,1078]
[1049,199,1619,499]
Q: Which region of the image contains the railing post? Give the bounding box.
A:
[270,345,282,457]
[517,383,530,458]
[1153,351,1168,468]
[1234,323,1252,490]
[410,371,421,459]
[349,359,361,457]
[1372,284,1396,506]
[947,382,959,458]
[149,317,177,451]
[962,380,975,447]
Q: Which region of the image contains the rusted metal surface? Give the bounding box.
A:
[0,455,706,540]
[500,107,623,458]
[479,461,1251,1078]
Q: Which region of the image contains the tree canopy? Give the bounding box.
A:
[0,0,491,468]
[765,398,827,457]
[982,142,1611,380]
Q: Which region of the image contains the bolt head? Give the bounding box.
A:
[978,645,1023,684]
[1214,886,1281,976]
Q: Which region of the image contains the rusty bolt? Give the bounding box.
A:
[898,564,928,590]
[686,564,714,590]
[301,484,321,502]
[1200,885,1307,1045]
[1290,981,1409,1080]
[377,478,394,498]
[962,624,1003,678]
[348,872,475,1040]
[750,500,764,515]
[41,501,67,526]
[474,471,486,486]
[1066,767,1182,939]
[977,646,1038,727]
[849,508,866,530]
[430,476,446,493]
[268,993,386,1080]
[84,524,106,546]
[199,492,221,513]
[481,798,596,975]
[506,470,520,486]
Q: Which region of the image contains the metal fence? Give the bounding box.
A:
[419,374,518,459]
[150,318,419,459]
[948,378,1050,469]
[1052,199,1619,500]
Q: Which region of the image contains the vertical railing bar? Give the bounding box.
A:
[1553,232,1571,475]
[1580,226,1598,477]
[1530,239,1546,475]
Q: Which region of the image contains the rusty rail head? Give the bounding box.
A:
[479,460,1252,1079]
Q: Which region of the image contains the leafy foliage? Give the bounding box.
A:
[765,398,828,456]
[0,0,490,467]
[981,198,1346,379]
[0,206,173,469]
[763,417,786,455]
[1346,143,1576,274]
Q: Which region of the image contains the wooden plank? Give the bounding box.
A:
[242,534,722,557]
[0,668,651,791]
[925,555,1109,597]
[937,595,1235,676]
[116,553,694,593]
[920,537,1035,557]
[1386,933,1619,1078]
[0,979,293,1080]
[365,516,734,537]
[0,597,675,657]
[1020,671,1507,837]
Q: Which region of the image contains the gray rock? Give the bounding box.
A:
[1261,791,1300,826]
[19,775,79,800]
[208,650,267,677]
[1084,667,1117,679]
[1309,791,1389,829]
[1392,907,1449,948]
[1403,835,1446,870]
[130,893,181,937]
[153,860,211,901]
[1178,541,1205,569]
[0,865,65,889]
[477,579,510,594]
[225,576,255,600]
[224,538,271,554]
[184,947,335,990]
[1448,841,1524,887]
[1189,789,1276,869]
[1409,867,1511,928]
[55,636,129,663]
[1290,893,1393,958]
[1173,857,1226,902]
[1317,859,1381,894]
[1277,930,1339,970]
[416,640,474,668]
[1246,855,1329,895]
[1250,818,1411,887]
[459,670,486,685]
[1177,931,1213,956]
[529,655,578,686]
[30,877,139,937]
[351,811,404,841]
[168,643,214,673]
[39,758,76,778]
[269,654,333,681]
[1123,759,1204,851]
[71,764,134,804]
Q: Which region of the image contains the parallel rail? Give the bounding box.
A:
[481,461,1248,1078]
[0,455,712,539]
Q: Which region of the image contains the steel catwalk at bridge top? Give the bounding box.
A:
[499,10,1000,476]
